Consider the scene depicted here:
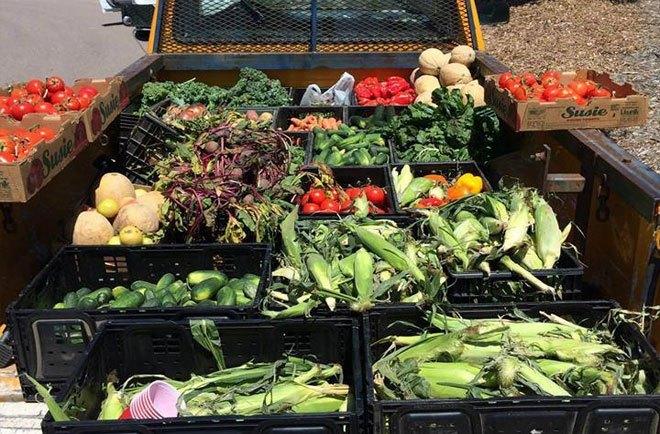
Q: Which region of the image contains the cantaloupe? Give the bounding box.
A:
[439,63,472,86]
[450,45,476,66]
[418,48,450,76]
[414,91,437,107]
[95,173,135,207]
[113,203,159,233]
[414,75,440,95]
[72,210,114,245]
[136,191,165,217]
[461,83,486,107]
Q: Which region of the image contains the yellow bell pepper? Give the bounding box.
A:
[455,173,483,194]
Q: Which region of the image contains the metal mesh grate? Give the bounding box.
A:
[156,0,473,53]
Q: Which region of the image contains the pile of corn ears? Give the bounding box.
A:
[372,311,657,400]
[266,208,446,317]
[422,185,572,296]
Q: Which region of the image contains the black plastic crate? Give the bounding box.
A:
[298,166,398,220]
[120,99,182,184]
[118,101,141,150]
[364,301,660,434]
[274,106,345,139]
[446,247,585,303]
[390,162,493,214]
[7,243,270,401]
[42,316,363,433]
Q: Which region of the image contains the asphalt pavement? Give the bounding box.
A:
[0,0,147,84]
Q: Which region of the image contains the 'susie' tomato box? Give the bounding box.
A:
[484,70,648,131]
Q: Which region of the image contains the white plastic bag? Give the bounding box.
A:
[300,72,355,106]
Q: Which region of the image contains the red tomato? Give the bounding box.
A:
[584,80,597,97]
[542,86,562,102]
[593,88,611,98]
[10,87,28,99]
[0,128,9,137]
[46,77,65,94]
[541,76,559,88]
[0,136,16,153]
[49,91,68,105]
[556,88,573,100]
[415,197,446,208]
[5,96,19,106]
[345,187,362,200]
[512,86,527,101]
[309,188,326,205]
[34,126,56,141]
[498,72,513,88]
[77,94,92,109]
[0,150,16,163]
[61,97,81,111]
[63,87,75,97]
[568,81,589,98]
[77,85,99,98]
[24,94,43,106]
[340,196,352,211]
[573,95,588,106]
[300,193,310,205]
[34,102,56,114]
[506,81,522,94]
[25,79,45,96]
[541,70,561,81]
[521,72,537,87]
[364,185,386,206]
[320,199,341,213]
[302,202,320,214]
[9,102,34,120]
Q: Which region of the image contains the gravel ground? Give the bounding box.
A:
[482,0,659,171]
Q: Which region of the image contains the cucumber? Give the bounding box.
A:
[235,290,252,307]
[76,287,91,297]
[160,293,177,308]
[191,278,224,302]
[63,292,79,309]
[141,290,159,308]
[157,273,176,291]
[182,300,197,307]
[241,274,260,300]
[91,288,113,305]
[216,285,237,306]
[186,270,228,287]
[130,280,157,292]
[166,281,187,304]
[109,291,145,309]
[53,303,66,309]
[76,296,99,310]
[112,286,129,299]
[195,300,217,308]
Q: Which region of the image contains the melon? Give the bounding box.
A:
[113,203,159,233]
[439,63,473,86]
[95,173,135,207]
[72,210,114,245]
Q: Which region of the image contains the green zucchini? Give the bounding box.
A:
[241,274,260,299]
[191,278,224,302]
[186,270,228,287]
[160,293,176,308]
[141,290,159,308]
[76,287,91,297]
[235,290,252,307]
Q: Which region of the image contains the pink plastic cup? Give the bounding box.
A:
[129,381,180,419]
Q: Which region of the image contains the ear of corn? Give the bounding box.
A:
[280,208,302,269]
[306,253,333,292]
[533,196,564,269]
[338,253,356,277]
[399,177,435,206]
[428,213,470,269]
[499,255,556,295]
[501,203,530,252]
[484,195,509,222]
[354,248,374,301]
[98,383,125,420]
[515,244,544,270]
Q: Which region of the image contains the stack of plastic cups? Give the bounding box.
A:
[129,381,180,419]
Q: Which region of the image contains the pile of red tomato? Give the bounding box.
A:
[0,125,56,163]
[498,70,612,105]
[0,77,99,121]
[299,184,389,214]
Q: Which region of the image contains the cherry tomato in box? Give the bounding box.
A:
[24,94,43,106]
[541,76,559,89]
[521,72,537,87]
[34,126,56,141]
[10,87,28,100]
[568,81,589,98]
[345,187,362,200]
[49,91,67,105]
[584,80,597,97]
[0,136,17,154]
[512,86,527,101]
[77,94,93,110]
[593,88,611,98]
[61,97,81,111]
[320,199,341,213]
[498,72,513,88]
[25,80,45,96]
[364,185,386,207]
[308,188,326,205]
[9,102,34,120]
[541,70,561,81]
[0,150,16,163]
[46,77,65,94]
[556,88,573,100]
[542,86,561,102]
[302,202,320,214]
[34,102,56,114]
[299,193,310,206]
[77,85,99,99]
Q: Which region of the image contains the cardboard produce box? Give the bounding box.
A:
[0,115,88,202]
[73,77,127,142]
[484,70,648,131]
